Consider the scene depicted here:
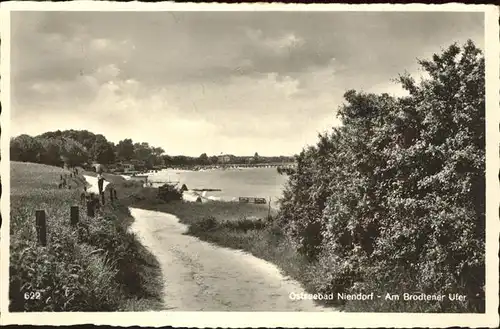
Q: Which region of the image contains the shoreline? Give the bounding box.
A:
[115,165,285,177]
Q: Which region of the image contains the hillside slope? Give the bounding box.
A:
[9,161,163,311]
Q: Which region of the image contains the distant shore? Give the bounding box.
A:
[110,162,296,176]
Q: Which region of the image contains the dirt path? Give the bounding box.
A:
[128,207,334,311]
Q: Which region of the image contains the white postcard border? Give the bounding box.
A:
[0,2,498,328]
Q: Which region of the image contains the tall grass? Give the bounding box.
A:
[9,162,164,311]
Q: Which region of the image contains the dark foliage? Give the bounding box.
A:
[276,40,485,312]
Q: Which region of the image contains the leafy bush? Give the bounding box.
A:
[9,208,123,311]
[157,184,183,202]
[276,40,485,312]
[221,218,267,232]
[195,216,218,231]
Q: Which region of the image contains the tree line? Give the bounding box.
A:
[10,130,294,169]
[276,40,485,312]
[10,130,166,169]
[163,153,294,167]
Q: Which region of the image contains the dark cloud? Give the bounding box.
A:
[9,10,485,156]
[12,11,484,88]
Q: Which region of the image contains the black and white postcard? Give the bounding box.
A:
[0,2,498,328]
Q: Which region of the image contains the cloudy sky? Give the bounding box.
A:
[10,11,484,156]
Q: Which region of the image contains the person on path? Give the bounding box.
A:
[96,164,106,195]
[97,173,105,195]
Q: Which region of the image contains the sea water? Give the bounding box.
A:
[146,167,289,208]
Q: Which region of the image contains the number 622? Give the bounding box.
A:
[24,291,41,300]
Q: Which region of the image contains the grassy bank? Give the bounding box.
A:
[9,162,163,311]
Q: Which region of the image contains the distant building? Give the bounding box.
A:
[218,154,234,164]
[122,163,135,173]
[120,159,146,172]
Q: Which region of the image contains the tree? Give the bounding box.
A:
[134,142,158,169]
[150,147,165,166]
[152,147,165,156]
[209,155,218,165]
[39,137,63,167]
[91,135,115,164]
[253,152,260,163]
[39,129,97,152]
[60,137,89,167]
[162,155,173,167]
[10,135,45,163]
[198,153,209,165]
[134,142,151,160]
[277,40,485,312]
[12,129,171,172]
[116,139,135,161]
[385,40,485,306]
[172,155,191,166]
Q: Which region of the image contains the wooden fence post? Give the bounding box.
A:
[101,192,105,205]
[94,197,100,213]
[109,188,114,203]
[35,210,47,246]
[70,206,79,226]
[268,197,271,220]
[87,201,95,217]
[113,189,117,200]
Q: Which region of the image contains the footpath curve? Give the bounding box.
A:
[128,207,334,311]
[83,175,333,311]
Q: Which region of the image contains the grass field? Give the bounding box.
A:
[9,161,164,312]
